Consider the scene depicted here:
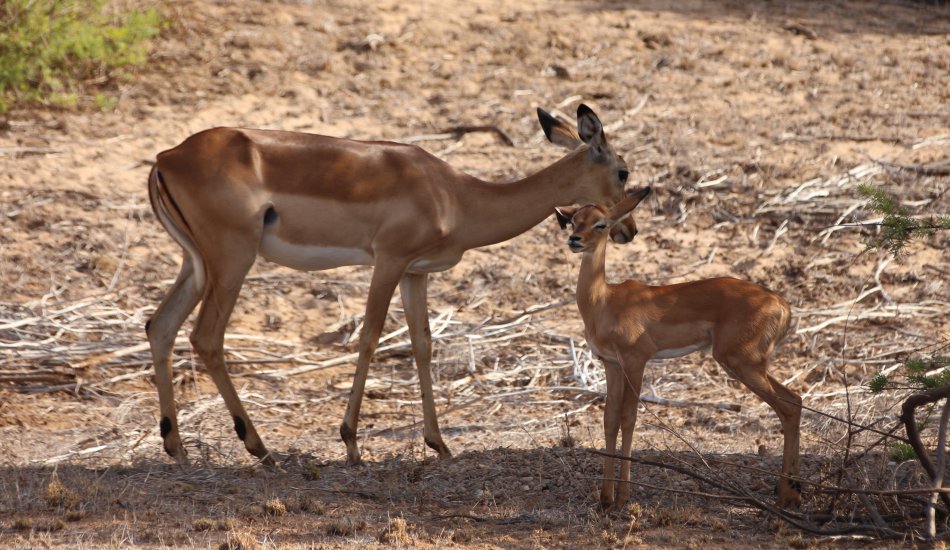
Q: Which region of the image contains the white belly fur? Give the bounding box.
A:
[259,234,373,271]
[408,255,461,273]
[586,339,710,362]
[652,342,710,359]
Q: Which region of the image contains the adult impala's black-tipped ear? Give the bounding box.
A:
[538,107,583,150]
[537,108,558,142]
[577,103,595,120]
[577,103,605,146]
[577,103,607,157]
[554,207,576,230]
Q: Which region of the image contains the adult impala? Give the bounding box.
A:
[146,104,636,465]
[557,189,802,508]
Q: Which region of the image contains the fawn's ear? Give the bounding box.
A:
[607,187,652,224]
[554,206,578,229]
[538,108,584,150]
[577,104,607,157]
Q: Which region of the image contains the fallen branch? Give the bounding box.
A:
[782,21,818,40]
[779,133,906,144]
[0,372,74,384]
[0,146,67,155]
[873,158,950,177]
[401,125,514,146]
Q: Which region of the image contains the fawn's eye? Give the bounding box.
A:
[594,221,608,231]
[618,170,629,183]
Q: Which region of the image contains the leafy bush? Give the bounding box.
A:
[0,0,163,111]
[859,183,950,258]
[869,354,950,394]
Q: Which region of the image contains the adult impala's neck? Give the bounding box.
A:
[459,147,601,249]
[577,237,610,312]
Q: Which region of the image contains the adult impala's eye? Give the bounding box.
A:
[618,170,629,183]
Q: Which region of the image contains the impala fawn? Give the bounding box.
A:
[557,188,802,509]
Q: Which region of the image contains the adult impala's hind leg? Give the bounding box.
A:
[400,272,450,458]
[719,356,802,507]
[190,248,273,464]
[146,256,202,463]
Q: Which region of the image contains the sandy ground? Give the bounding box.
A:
[1,0,949,547]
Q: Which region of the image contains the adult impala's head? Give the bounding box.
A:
[537,104,637,243]
[560,187,652,253]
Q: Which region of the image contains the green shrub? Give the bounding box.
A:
[0,0,163,112]
[889,442,917,463]
[859,184,950,259]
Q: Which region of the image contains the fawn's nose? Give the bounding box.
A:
[568,234,584,251]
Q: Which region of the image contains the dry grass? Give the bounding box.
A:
[377,516,413,546]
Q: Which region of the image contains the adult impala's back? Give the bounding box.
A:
[146,105,634,464]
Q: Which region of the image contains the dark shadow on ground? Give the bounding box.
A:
[0,446,844,547]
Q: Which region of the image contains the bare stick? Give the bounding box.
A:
[873,158,950,176]
[901,384,950,509]
[927,398,950,538]
[401,125,514,146]
[639,394,741,412]
[0,146,67,155]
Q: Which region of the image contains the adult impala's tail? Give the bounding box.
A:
[147,164,206,293]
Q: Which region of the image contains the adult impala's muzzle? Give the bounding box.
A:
[610,223,636,244]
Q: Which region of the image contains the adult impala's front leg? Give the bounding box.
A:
[341,259,408,464]
[146,255,201,464]
[400,272,451,458]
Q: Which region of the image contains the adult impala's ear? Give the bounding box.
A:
[538,107,583,150]
[554,206,578,229]
[577,104,607,156]
[607,186,652,224]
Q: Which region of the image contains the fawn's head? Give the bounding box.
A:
[558,187,652,253]
[537,104,636,243]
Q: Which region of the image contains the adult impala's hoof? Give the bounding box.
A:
[425,438,452,459]
[250,449,276,467]
[174,452,191,469]
[340,422,362,465]
[777,479,802,508]
[343,442,362,466]
[777,490,802,509]
[164,446,190,469]
[163,436,189,467]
